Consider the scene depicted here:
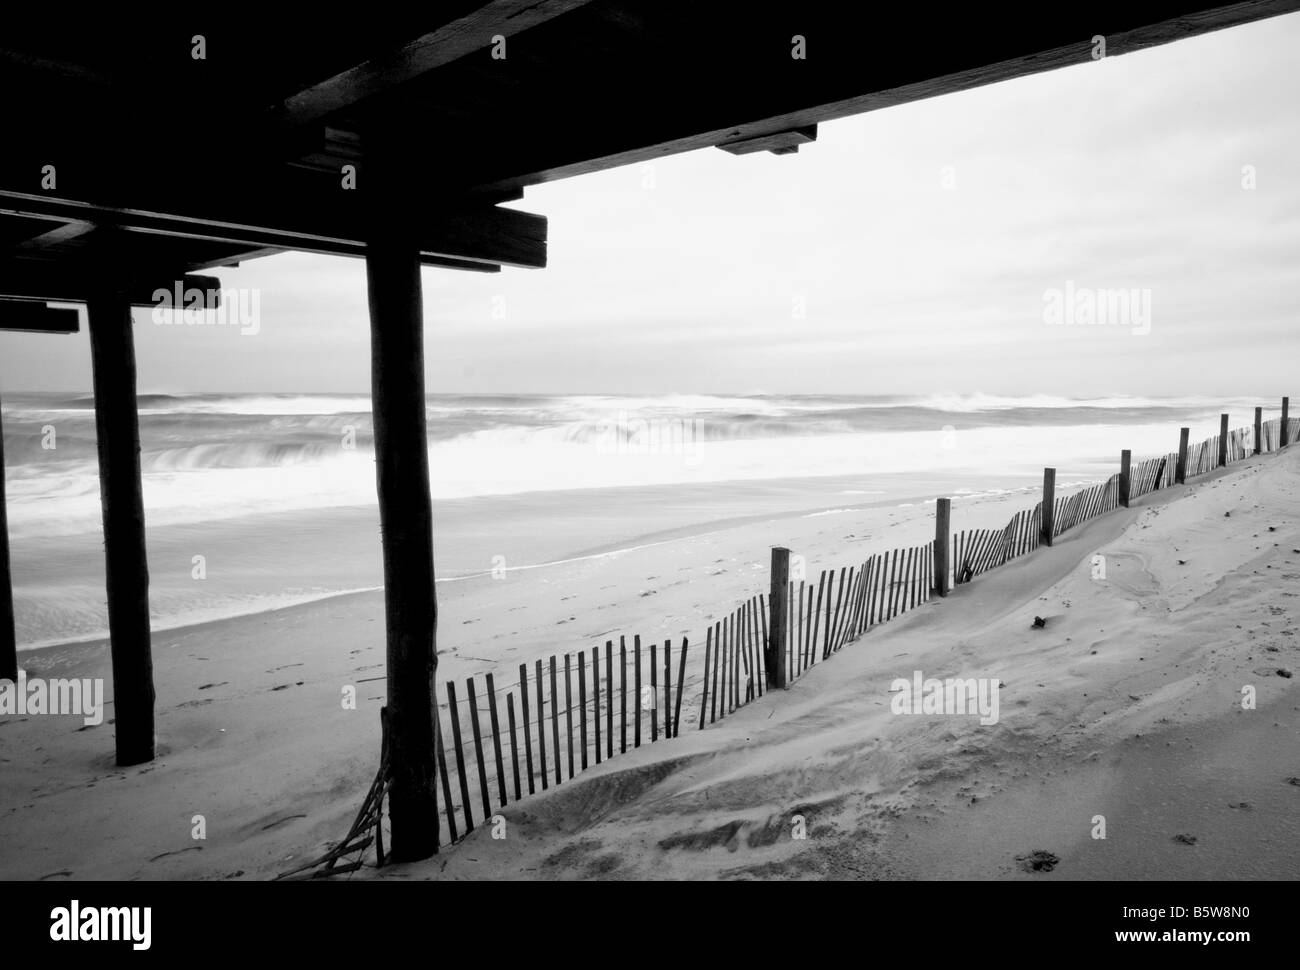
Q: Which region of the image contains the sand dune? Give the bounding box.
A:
[412,448,1300,881]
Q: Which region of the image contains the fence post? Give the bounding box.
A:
[1283,397,1291,448]
[1218,413,1228,468]
[1040,468,1055,547]
[934,498,951,597]
[767,547,789,690]
[1254,406,1262,456]
[1175,427,1189,484]
[1119,450,1131,508]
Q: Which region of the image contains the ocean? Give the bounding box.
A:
[0,392,1253,649]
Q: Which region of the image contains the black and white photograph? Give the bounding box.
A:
[1,1,1297,951]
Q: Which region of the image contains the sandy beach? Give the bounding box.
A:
[410,445,1300,881]
[1,445,1297,880]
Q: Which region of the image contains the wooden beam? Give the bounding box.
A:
[0,265,223,306]
[366,233,439,862]
[717,125,817,156]
[272,1,597,127]
[0,300,80,333]
[469,1,1300,196]
[0,388,15,681]
[0,191,546,269]
[86,290,155,766]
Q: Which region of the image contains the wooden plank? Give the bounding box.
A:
[674,636,689,735]
[716,124,818,156]
[0,390,14,681]
[466,676,492,821]
[592,645,601,764]
[486,673,507,807]
[1175,429,1189,484]
[709,623,721,723]
[578,651,588,770]
[634,635,643,746]
[565,653,575,778]
[445,680,474,833]
[701,626,713,729]
[802,581,814,670]
[433,697,457,843]
[534,658,548,791]
[662,639,672,739]
[620,636,628,752]
[605,640,614,759]
[506,691,521,802]
[273,1,598,126]
[757,595,769,695]
[519,663,535,795]
[0,300,80,334]
[550,655,561,785]
[650,640,659,742]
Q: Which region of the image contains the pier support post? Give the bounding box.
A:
[1283,397,1291,448]
[934,498,951,596]
[767,547,790,690]
[1119,450,1131,509]
[366,235,438,862]
[1175,427,1189,484]
[87,291,155,766]
[1040,468,1055,547]
[0,390,15,682]
[1254,407,1262,456]
[1219,413,1229,468]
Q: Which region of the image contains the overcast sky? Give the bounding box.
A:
[3,12,1298,398]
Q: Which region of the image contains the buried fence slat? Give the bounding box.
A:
[506,691,521,803]
[650,640,659,742]
[634,635,643,747]
[486,673,507,808]
[535,659,548,791]
[519,664,535,795]
[674,636,689,734]
[888,549,901,618]
[732,610,741,708]
[550,656,562,785]
[811,572,826,660]
[445,681,474,834]
[574,650,585,769]
[567,653,577,777]
[663,639,673,737]
[466,677,492,821]
[592,645,601,765]
[433,696,457,843]
[620,636,628,753]
[710,622,721,723]
[606,641,614,760]
[701,626,714,728]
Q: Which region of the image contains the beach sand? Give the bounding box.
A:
[1,451,1297,880]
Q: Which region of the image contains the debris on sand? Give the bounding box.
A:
[1015,850,1059,873]
[1032,616,1047,629]
[1172,833,1198,845]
